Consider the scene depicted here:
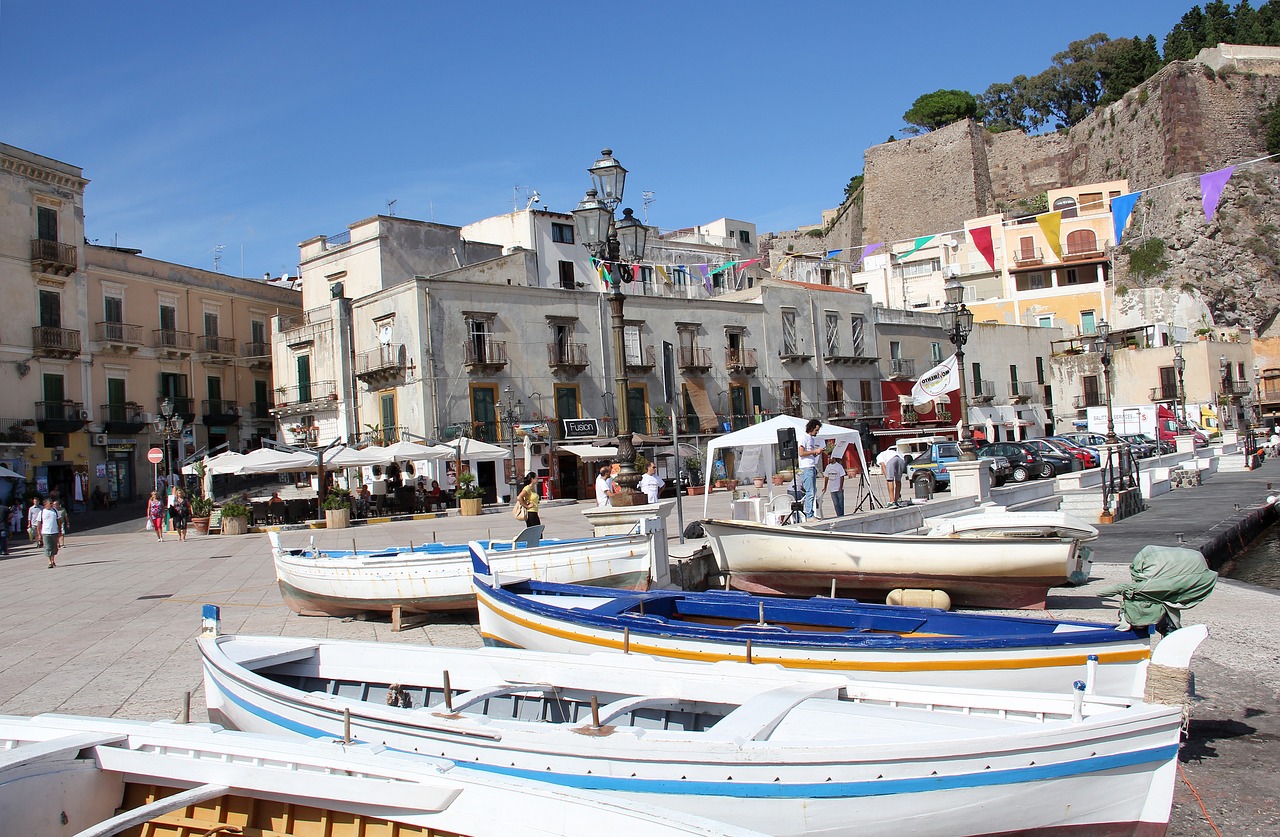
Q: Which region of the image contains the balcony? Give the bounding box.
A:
[99,403,147,434]
[1062,240,1107,263]
[888,358,915,380]
[971,380,996,404]
[824,347,877,365]
[1013,247,1044,268]
[95,321,143,350]
[778,345,814,363]
[36,400,90,433]
[725,347,758,375]
[1229,381,1254,397]
[463,339,508,373]
[30,238,77,276]
[202,399,240,425]
[270,381,337,417]
[198,334,237,357]
[32,326,81,358]
[250,401,274,421]
[1073,394,1103,409]
[677,346,712,372]
[1008,381,1038,403]
[153,329,195,357]
[625,345,657,374]
[242,341,271,368]
[356,344,406,386]
[157,397,195,424]
[1150,386,1179,404]
[547,342,589,372]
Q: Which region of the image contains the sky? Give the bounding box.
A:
[0,1,1192,279]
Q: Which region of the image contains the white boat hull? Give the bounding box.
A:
[273,533,657,616]
[202,633,1183,837]
[703,519,1090,609]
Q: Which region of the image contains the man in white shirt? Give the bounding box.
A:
[638,462,664,504]
[821,458,847,518]
[875,446,906,506]
[39,498,61,568]
[797,419,825,520]
[594,465,615,507]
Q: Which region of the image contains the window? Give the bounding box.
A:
[639,266,653,286]
[554,385,580,427]
[860,380,873,412]
[1037,315,1054,328]
[1015,272,1049,292]
[160,372,188,400]
[43,373,65,404]
[1081,310,1096,335]
[39,290,61,328]
[824,312,840,357]
[1036,356,1045,385]
[1079,192,1104,212]
[557,260,575,290]
[781,309,798,355]
[1159,366,1178,401]
[1065,229,1097,256]
[471,386,497,443]
[1019,237,1037,260]
[296,355,312,403]
[380,393,397,437]
[1052,196,1078,219]
[738,229,751,244]
[159,302,177,332]
[1010,365,1020,389]
[207,376,222,402]
[782,380,802,416]
[1082,375,1101,407]
[892,258,941,279]
[850,316,865,356]
[819,268,832,286]
[251,320,266,345]
[624,324,643,366]
[37,206,58,242]
[889,341,902,360]
[106,378,127,421]
[254,380,269,415]
[825,380,844,417]
[551,223,574,244]
[972,362,982,395]
[203,310,219,337]
[931,342,943,363]
[104,293,123,324]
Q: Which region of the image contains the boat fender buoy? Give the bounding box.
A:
[886,589,952,610]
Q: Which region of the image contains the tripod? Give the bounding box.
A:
[851,468,885,514]
[783,446,806,525]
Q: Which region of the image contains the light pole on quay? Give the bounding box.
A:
[1096,320,1118,444]
[1220,354,1233,431]
[1173,342,1187,430]
[572,148,649,504]
[153,397,185,491]
[940,273,976,460]
[497,385,522,500]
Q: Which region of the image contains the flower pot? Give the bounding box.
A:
[460,497,483,516]
[777,469,794,482]
[221,515,249,536]
[325,507,350,529]
[685,486,706,496]
[191,516,210,535]
[753,477,767,489]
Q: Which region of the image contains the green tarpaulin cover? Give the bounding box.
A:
[1099,545,1217,629]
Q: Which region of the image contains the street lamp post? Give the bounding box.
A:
[1219,354,1232,431]
[497,385,523,501]
[1173,343,1187,431]
[1096,320,1118,443]
[940,274,976,460]
[572,149,648,505]
[153,397,185,492]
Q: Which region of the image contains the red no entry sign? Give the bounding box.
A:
[147,447,164,464]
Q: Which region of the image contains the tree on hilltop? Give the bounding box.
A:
[901,89,980,134]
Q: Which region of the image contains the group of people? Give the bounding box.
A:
[0,497,69,566]
[594,462,667,507]
[792,418,909,520]
[147,488,194,542]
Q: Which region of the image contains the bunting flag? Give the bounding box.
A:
[738,258,761,270]
[774,254,794,275]
[969,226,996,271]
[1110,192,1141,245]
[710,260,738,275]
[1036,211,1063,259]
[898,236,935,261]
[631,264,640,283]
[823,249,843,261]
[854,242,883,266]
[699,264,712,293]
[656,264,671,285]
[1201,165,1235,222]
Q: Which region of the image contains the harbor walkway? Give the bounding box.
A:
[0,463,1276,835]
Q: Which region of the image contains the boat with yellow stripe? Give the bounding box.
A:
[470,545,1166,696]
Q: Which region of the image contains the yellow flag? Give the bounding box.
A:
[656,264,671,285]
[1037,211,1063,260]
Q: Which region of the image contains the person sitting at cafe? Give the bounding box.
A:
[356,484,372,518]
[429,479,445,510]
[267,491,287,523]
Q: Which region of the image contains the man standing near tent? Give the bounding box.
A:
[798,418,825,521]
[876,446,906,506]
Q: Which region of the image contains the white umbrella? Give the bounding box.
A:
[382,440,453,462]
[234,447,316,475]
[203,451,247,476]
[325,445,391,468]
[440,437,512,461]
[0,464,22,480]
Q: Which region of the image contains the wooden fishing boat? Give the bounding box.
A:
[0,713,758,836]
[270,525,667,617]
[471,555,1186,695]
[200,605,1190,837]
[702,518,1090,609]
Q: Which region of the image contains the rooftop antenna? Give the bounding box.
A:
[387,198,397,217]
[514,186,539,212]
[642,190,655,223]
[213,244,225,273]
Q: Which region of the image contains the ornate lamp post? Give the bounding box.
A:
[1173,342,1187,431]
[572,149,648,504]
[1219,354,1232,431]
[1096,320,1118,443]
[497,385,523,499]
[940,274,976,460]
[153,397,185,491]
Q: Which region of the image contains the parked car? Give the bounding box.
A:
[1054,433,1108,464]
[906,441,1012,493]
[1129,432,1175,454]
[1118,433,1159,458]
[975,441,1049,482]
[1044,436,1100,468]
[1023,437,1089,470]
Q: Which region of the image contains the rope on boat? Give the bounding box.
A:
[1145,663,1193,730]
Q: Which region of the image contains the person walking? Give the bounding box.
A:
[797,418,825,521]
[594,465,615,507]
[515,472,542,530]
[146,491,165,542]
[171,489,192,542]
[821,457,847,518]
[0,503,9,556]
[875,446,906,506]
[39,498,60,568]
[54,500,68,549]
[638,462,665,504]
[27,497,42,544]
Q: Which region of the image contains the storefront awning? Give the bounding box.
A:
[684,378,720,433]
[560,444,618,460]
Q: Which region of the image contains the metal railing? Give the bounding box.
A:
[95,322,143,345]
[1150,386,1179,403]
[153,329,195,352]
[677,346,712,369]
[1013,247,1044,266]
[547,342,589,368]
[1072,394,1103,408]
[625,345,657,370]
[202,399,239,419]
[726,347,757,371]
[273,381,336,406]
[889,358,915,378]
[198,335,237,355]
[242,341,270,359]
[156,397,194,419]
[1101,444,1141,516]
[36,400,87,422]
[32,326,82,355]
[971,380,996,402]
[278,306,332,331]
[464,339,507,367]
[1009,381,1037,400]
[100,403,145,426]
[357,344,405,376]
[30,238,77,272]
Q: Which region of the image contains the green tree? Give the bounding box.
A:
[1098,36,1163,107]
[1267,97,1280,154]
[1032,33,1115,128]
[979,77,1039,133]
[901,89,979,133]
[1164,5,1210,61]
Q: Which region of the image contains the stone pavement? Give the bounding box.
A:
[0,476,1277,834]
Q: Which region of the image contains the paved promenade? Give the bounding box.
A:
[1,467,1277,835]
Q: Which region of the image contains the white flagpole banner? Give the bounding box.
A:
[911,354,959,406]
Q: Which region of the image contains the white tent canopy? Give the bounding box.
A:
[440,437,512,461]
[382,440,453,462]
[701,415,868,515]
[233,447,316,475]
[0,464,22,479]
[200,451,246,476]
[325,445,391,468]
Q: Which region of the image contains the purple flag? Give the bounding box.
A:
[1110,193,1141,245]
[1201,166,1235,222]
[854,242,883,266]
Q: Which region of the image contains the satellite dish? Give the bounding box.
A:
[379,325,393,345]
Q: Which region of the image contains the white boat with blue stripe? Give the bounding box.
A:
[199,604,1189,836]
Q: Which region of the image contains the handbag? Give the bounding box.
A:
[513,503,528,521]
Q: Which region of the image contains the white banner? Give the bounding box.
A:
[911,354,959,406]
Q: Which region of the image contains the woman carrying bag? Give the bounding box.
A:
[514,471,542,531]
[146,491,165,542]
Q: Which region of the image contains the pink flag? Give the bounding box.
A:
[1201,166,1235,222]
[970,226,996,271]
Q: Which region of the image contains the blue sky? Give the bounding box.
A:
[1,1,1190,278]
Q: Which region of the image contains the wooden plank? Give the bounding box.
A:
[72,782,231,837]
[0,732,126,773]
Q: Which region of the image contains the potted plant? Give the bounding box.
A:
[323,487,352,529]
[219,500,251,536]
[456,471,484,516]
[753,476,767,489]
[190,496,214,535]
[684,455,705,496]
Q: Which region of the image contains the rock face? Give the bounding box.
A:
[782,46,1280,335]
